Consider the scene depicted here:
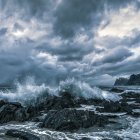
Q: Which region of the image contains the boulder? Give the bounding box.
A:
[42,109,109,131]
[0,100,6,108]
[42,92,80,111]
[97,101,132,114]
[110,88,124,93]
[5,129,40,140]
[0,102,37,123]
[0,104,19,123]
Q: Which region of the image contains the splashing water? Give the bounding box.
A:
[58,78,121,101]
[0,77,120,105]
[0,77,57,105]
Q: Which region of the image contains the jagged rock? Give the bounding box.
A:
[14,108,30,122]
[121,92,140,99]
[96,101,132,114]
[115,73,140,86]
[80,138,91,140]
[5,129,40,140]
[127,74,140,85]
[0,103,20,123]
[0,102,38,123]
[110,88,124,93]
[114,78,128,86]
[42,109,109,131]
[41,92,80,111]
[0,100,6,108]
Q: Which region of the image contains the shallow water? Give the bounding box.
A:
[0,115,139,140]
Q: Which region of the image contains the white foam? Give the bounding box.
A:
[58,78,121,101]
[0,77,57,105]
[0,77,121,105]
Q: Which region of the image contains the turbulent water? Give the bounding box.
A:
[0,78,140,140]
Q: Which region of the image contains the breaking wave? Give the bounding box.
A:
[58,78,120,101]
[0,77,121,105]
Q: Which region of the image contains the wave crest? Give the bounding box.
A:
[0,77,120,105]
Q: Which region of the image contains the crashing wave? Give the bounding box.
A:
[0,77,121,105]
[58,78,121,101]
[0,77,57,106]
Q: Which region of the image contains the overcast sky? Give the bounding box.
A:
[0,0,140,86]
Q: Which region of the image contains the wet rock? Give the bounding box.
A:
[96,101,132,114]
[131,109,140,117]
[0,100,6,108]
[42,109,109,131]
[121,92,140,99]
[14,108,30,122]
[110,88,124,93]
[0,104,19,123]
[5,129,40,140]
[42,92,80,111]
[8,102,22,108]
[0,102,37,123]
[80,137,91,140]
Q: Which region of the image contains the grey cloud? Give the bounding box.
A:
[102,47,133,63]
[0,28,7,36]
[53,0,134,38]
[0,0,140,86]
[37,37,95,62]
[0,0,54,21]
[53,0,104,38]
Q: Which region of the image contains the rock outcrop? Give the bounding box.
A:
[0,100,38,123]
[5,129,40,140]
[41,109,109,131]
[114,78,128,86]
[127,74,140,85]
[114,73,140,86]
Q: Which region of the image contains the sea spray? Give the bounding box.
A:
[58,78,121,101]
[0,77,57,106]
[0,77,121,106]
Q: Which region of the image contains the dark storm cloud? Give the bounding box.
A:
[53,0,104,38]
[0,28,7,36]
[0,0,54,21]
[0,0,140,86]
[37,37,95,62]
[98,56,140,76]
[53,0,133,38]
[102,47,133,63]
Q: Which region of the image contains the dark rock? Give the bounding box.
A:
[0,102,38,123]
[110,88,124,93]
[5,129,40,140]
[0,104,19,123]
[8,102,22,108]
[0,100,6,108]
[121,92,140,99]
[80,137,91,140]
[42,92,80,111]
[97,101,132,114]
[114,78,128,86]
[127,74,140,85]
[42,109,109,131]
[115,73,140,86]
[14,108,30,122]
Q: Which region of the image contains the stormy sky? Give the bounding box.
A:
[0,0,140,86]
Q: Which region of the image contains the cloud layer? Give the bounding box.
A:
[0,0,140,86]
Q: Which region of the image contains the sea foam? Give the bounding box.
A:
[0,77,120,105]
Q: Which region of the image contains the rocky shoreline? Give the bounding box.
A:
[0,88,140,140]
